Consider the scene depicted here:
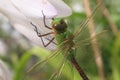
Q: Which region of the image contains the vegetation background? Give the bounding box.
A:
[0,0,120,80]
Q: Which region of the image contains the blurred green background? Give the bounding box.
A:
[0,0,120,80]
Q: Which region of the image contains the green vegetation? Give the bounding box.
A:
[0,0,120,80]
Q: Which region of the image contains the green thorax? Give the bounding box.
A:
[52,18,75,60]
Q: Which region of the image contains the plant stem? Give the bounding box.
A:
[83,0,105,80]
[97,0,118,36]
[71,58,89,80]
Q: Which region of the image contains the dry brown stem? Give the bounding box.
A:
[97,0,118,35]
[83,0,105,80]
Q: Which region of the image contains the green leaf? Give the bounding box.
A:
[111,32,120,80]
[14,51,32,80]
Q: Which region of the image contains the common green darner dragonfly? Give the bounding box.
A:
[27,4,103,80]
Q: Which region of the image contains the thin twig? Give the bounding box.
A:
[83,0,105,80]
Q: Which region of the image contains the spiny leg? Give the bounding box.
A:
[38,32,54,37]
[30,22,54,36]
[41,10,52,30]
[30,22,55,47]
[41,37,55,47]
[46,38,56,45]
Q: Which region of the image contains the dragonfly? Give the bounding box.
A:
[8,0,105,80]
[26,4,104,80]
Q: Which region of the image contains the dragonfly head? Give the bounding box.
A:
[52,19,67,34]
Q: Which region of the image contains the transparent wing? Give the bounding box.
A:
[26,41,81,80]
[68,3,105,80]
[48,52,68,80]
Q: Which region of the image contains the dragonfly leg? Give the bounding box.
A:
[38,32,54,37]
[31,22,55,47]
[42,10,52,30]
[41,37,55,47]
[31,22,54,36]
